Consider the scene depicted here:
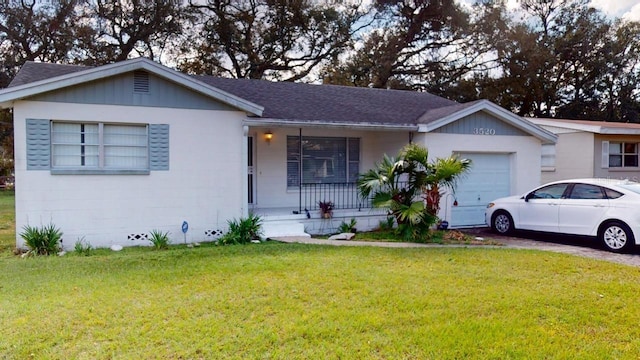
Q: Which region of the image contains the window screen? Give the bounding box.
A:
[287,136,360,186]
[52,122,148,170]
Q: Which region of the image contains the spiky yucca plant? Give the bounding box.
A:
[149,230,171,250]
[20,223,63,256]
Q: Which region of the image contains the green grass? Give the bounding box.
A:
[2,243,640,359]
[2,192,640,358]
[0,189,15,255]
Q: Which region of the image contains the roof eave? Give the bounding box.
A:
[527,118,602,133]
[599,128,640,135]
[529,118,640,135]
[0,58,264,116]
[243,118,419,131]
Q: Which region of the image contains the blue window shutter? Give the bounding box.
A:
[26,119,51,170]
[149,124,169,171]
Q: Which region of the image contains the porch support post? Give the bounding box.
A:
[299,127,302,213]
[242,125,249,218]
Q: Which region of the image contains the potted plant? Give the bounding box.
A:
[318,200,334,219]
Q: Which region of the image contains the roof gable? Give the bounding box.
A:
[0,58,263,115]
[419,100,557,144]
[29,71,236,111]
[431,110,530,137]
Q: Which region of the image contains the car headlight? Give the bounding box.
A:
[486,202,495,209]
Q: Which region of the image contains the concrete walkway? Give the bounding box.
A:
[272,228,640,268]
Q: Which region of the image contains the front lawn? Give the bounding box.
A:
[3,191,640,359]
[2,242,640,359]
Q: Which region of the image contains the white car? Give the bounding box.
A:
[485,178,640,252]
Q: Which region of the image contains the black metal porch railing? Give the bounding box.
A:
[300,182,371,212]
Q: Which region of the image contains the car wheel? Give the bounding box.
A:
[491,211,514,235]
[599,221,634,253]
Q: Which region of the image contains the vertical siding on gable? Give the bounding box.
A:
[149,124,170,170]
[25,119,51,170]
[28,73,235,111]
[432,112,529,136]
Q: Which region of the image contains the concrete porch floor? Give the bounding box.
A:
[252,206,389,237]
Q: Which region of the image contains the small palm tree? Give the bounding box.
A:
[358,144,471,239]
[423,156,472,217]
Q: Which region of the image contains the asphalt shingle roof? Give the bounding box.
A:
[9,61,90,87]
[8,61,461,126]
[196,76,456,126]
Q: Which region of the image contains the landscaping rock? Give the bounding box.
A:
[328,232,356,241]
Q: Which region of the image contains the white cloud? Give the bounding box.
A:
[622,2,640,21]
[590,0,639,18]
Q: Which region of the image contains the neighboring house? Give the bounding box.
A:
[0,58,556,249]
[529,118,640,184]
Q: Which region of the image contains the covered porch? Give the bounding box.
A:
[244,123,414,236]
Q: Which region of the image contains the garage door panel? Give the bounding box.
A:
[449,153,511,227]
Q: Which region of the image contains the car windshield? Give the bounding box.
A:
[618,183,640,194]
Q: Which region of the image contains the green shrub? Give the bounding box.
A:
[20,223,63,256]
[338,218,357,233]
[74,237,93,256]
[219,214,263,245]
[149,230,170,250]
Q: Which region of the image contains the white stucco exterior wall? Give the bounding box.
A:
[14,101,247,249]
[541,131,594,183]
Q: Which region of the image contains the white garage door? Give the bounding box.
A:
[449,153,511,227]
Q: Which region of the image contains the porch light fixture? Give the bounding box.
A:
[264,131,273,143]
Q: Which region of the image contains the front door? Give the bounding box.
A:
[248,136,255,205]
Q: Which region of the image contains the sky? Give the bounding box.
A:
[589,0,640,21]
[476,0,640,21]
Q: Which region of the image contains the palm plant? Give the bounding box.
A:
[358,144,471,240]
[423,156,472,217]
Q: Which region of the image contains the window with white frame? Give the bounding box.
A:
[52,122,148,170]
[287,136,360,187]
[609,142,638,168]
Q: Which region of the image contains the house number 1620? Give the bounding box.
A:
[473,128,496,135]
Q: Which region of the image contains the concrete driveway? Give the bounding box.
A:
[273,227,640,268]
[463,227,640,268]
